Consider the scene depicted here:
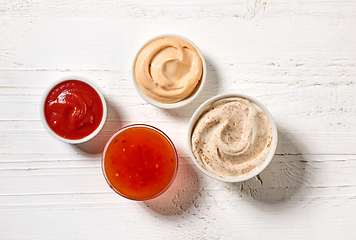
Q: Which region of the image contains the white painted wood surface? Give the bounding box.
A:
[1,0,356,239]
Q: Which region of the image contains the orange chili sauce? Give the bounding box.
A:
[103,125,178,200]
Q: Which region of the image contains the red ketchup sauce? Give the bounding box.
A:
[44,80,103,140]
[103,125,178,200]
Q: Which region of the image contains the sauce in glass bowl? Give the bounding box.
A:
[102,124,178,201]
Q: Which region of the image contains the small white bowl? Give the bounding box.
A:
[40,75,107,144]
[132,34,206,109]
[187,93,278,182]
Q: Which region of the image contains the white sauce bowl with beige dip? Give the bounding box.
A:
[133,35,206,109]
[187,93,278,182]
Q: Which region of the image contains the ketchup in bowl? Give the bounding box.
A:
[102,125,178,201]
[41,76,106,143]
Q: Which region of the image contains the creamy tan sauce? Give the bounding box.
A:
[191,98,273,178]
[134,37,203,103]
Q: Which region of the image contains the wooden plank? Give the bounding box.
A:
[0,0,356,239]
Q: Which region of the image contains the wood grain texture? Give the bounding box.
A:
[1,0,356,239]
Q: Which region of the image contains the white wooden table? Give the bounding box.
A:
[1,1,355,239]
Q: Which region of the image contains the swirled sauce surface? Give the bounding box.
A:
[191,98,273,178]
[44,80,103,140]
[134,36,203,103]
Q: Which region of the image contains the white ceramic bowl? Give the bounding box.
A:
[187,93,278,182]
[132,34,206,109]
[40,75,107,144]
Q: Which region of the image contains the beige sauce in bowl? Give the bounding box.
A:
[134,36,203,104]
[191,98,273,178]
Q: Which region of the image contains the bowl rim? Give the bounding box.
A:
[187,93,278,182]
[101,124,179,201]
[132,34,207,109]
[40,75,107,144]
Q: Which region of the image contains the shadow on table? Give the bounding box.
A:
[233,124,308,203]
[143,154,202,216]
[71,98,123,155]
[162,56,221,120]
